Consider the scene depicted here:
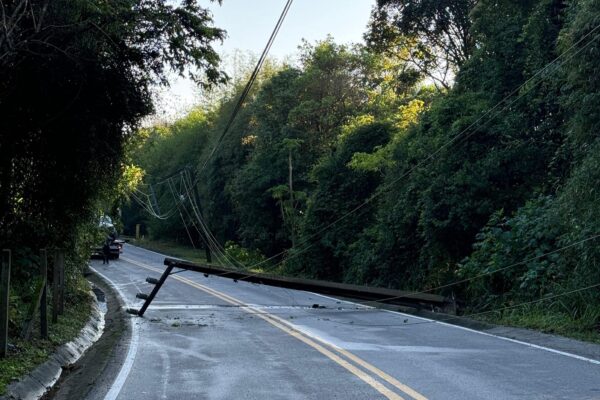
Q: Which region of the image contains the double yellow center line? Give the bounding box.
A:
[122,257,428,400]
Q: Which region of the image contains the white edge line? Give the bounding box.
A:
[89,265,142,400]
[434,321,600,365]
[309,292,600,365]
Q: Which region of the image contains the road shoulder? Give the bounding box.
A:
[375,303,600,364]
[3,283,105,400]
[45,270,130,400]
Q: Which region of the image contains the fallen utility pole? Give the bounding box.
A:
[127,257,451,316]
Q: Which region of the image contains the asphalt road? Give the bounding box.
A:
[86,245,600,400]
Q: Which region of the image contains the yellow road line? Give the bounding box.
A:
[121,257,427,400]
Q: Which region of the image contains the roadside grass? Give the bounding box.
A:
[125,237,268,273]
[0,279,92,395]
[474,307,600,344]
[126,237,217,266]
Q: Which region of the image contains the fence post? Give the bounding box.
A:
[0,250,11,357]
[58,250,65,315]
[40,249,48,339]
[52,250,59,323]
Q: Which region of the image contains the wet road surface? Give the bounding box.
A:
[86,245,600,400]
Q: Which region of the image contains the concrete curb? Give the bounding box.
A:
[3,287,106,400]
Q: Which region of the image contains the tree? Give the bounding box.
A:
[367,0,476,90]
[0,0,226,266]
[289,122,392,281]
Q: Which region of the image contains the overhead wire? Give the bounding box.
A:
[181,171,227,253]
[128,0,295,198]
[194,0,295,180]
[138,186,178,219]
[168,173,234,268]
[129,0,296,262]
[166,178,197,249]
[360,233,600,306]
[179,170,246,269]
[166,176,222,262]
[130,188,177,220]
[313,282,600,328]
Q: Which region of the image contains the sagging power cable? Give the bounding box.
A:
[167,174,237,268]
[195,0,294,179]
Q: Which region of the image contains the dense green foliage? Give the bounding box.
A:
[128,0,600,334]
[0,0,225,342]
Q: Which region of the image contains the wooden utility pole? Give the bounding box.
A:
[52,250,65,323]
[58,250,65,315]
[0,250,11,357]
[39,249,48,339]
[282,138,302,248]
[20,250,49,340]
[288,148,296,248]
[188,168,212,263]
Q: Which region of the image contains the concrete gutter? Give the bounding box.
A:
[3,287,106,400]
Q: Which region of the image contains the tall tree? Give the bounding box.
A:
[0,0,225,251]
[367,0,476,89]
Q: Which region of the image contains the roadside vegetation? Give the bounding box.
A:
[0,279,91,394]
[128,237,213,267]
[126,0,600,341]
[0,0,227,389]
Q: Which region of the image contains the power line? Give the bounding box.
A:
[131,0,295,260]
[317,282,600,329]
[362,233,600,306]
[166,176,224,264]
[166,178,197,250]
[180,170,245,269]
[168,173,236,268]
[195,0,294,178]
[130,189,177,220]
[138,0,293,190]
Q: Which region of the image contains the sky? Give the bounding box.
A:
[153,0,376,121]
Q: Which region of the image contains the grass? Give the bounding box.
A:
[126,237,268,273]
[126,237,217,266]
[474,307,600,344]
[0,282,92,395]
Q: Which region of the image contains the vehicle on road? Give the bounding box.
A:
[90,215,125,259]
[90,240,121,259]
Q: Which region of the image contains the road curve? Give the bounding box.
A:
[86,245,600,400]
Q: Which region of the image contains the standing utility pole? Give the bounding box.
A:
[0,250,11,357]
[288,148,296,248]
[39,249,48,339]
[188,168,212,264]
